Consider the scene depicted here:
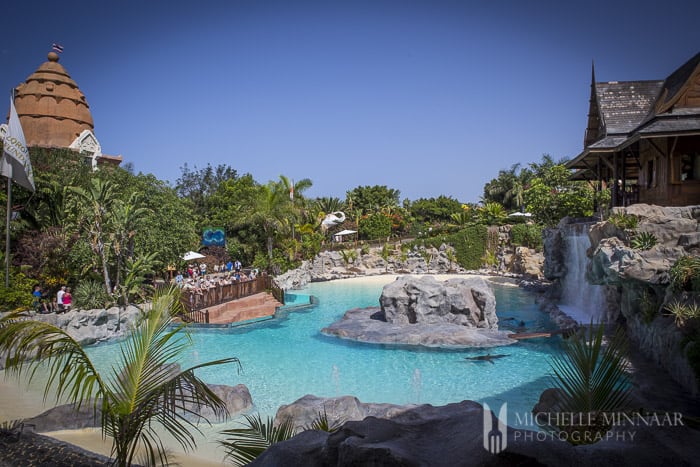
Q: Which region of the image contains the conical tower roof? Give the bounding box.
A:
[13,52,95,148]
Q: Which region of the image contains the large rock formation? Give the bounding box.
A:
[321,276,515,348]
[0,306,145,370]
[28,306,144,346]
[252,399,700,466]
[274,245,468,290]
[321,307,516,348]
[380,276,498,328]
[275,237,545,291]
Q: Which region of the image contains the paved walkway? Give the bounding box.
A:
[203,292,282,324]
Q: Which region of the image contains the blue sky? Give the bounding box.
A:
[2,0,699,204]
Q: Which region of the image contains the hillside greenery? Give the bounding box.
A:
[0,148,601,310]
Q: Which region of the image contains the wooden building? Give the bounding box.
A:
[567,52,700,207]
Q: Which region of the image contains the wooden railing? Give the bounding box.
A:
[179,275,282,323]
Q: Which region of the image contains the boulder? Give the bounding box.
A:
[23,383,253,431]
[184,383,253,422]
[252,399,700,466]
[275,395,416,431]
[380,276,498,329]
[28,305,144,346]
[511,246,544,280]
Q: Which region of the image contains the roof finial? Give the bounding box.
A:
[48,52,59,62]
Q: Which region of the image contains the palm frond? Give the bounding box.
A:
[303,408,344,433]
[103,286,239,466]
[550,323,631,414]
[0,311,105,410]
[219,414,297,467]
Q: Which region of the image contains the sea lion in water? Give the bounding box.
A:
[464,354,509,364]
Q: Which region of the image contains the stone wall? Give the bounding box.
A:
[275,230,545,291]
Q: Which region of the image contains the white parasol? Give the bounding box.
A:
[182,251,206,261]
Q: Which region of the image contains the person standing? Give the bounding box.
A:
[63,287,72,312]
[57,286,66,313]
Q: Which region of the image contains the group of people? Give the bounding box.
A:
[182,259,243,280]
[174,260,257,294]
[32,285,72,314]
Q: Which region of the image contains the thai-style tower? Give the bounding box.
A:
[1,52,121,167]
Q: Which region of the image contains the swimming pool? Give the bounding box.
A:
[84,276,564,424]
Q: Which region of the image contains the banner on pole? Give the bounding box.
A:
[2,97,35,192]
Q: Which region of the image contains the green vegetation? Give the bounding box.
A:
[220,414,296,467]
[631,231,658,250]
[73,279,113,310]
[483,155,596,226]
[510,224,544,250]
[451,225,489,270]
[607,212,638,230]
[665,300,700,327]
[549,323,631,445]
[0,287,239,467]
[669,255,700,292]
[219,411,343,466]
[359,212,393,240]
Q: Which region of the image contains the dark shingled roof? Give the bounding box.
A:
[595,80,664,134]
[588,135,629,150]
[637,116,700,135]
[657,51,700,108]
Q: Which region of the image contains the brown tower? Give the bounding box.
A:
[13,52,95,149]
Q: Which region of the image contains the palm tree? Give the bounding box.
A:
[0,286,239,467]
[245,182,289,260]
[110,192,152,295]
[69,178,118,295]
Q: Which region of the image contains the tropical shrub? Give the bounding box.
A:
[358,212,392,240]
[478,202,507,225]
[0,271,35,311]
[450,225,489,270]
[481,250,498,268]
[509,224,544,250]
[669,255,700,292]
[548,323,631,445]
[339,249,358,266]
[665,300,700,328]
[73,280,112,310]
[631,232,657,250]
[607,212,638,230]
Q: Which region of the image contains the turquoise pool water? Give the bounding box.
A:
[84,276,564,424]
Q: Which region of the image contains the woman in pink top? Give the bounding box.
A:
[63,287,72,312]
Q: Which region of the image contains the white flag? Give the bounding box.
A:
[2,97,35,192]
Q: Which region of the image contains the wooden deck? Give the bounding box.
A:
[508,328,578,340]
[202,292,283,324]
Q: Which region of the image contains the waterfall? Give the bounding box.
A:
[558,223,606,323]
